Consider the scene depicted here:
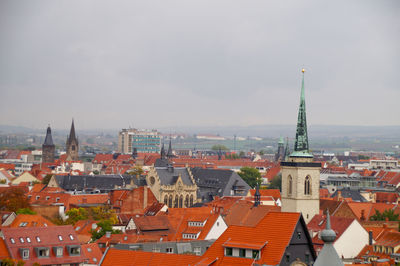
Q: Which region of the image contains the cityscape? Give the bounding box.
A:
[0,1,399,266]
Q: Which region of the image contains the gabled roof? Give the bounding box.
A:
[101,249,201,266]
[375,230,400,248]
[81,243,103,265]
[248,189,281,200]
[155,167,194,186]
[201,212,304,266]
[7,214,54,228]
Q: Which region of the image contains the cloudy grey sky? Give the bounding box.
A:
[0,0,399,130]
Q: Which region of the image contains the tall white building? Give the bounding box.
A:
[118,128,161,154]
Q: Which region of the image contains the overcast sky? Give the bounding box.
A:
[0,0,399,131]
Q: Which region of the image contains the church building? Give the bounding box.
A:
[66,119,79,161]
[281,69,321,223]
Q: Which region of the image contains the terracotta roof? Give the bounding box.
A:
[7,214,54,228]
[101,249,201,266]
[81,243,103,265]
[1,225,85,266]
[201,212,302,266]
[264,166,281,181]
[375,230,400,248]
[248,189,281,200]
[356,244,392,262]
[0,238,10,260]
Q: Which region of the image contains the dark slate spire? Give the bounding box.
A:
[254,183,261,207]
[43,125,54,146]
[67,119,78,145]
[291,69,312,158]
[160,142,166,160]
[167,138,173,158]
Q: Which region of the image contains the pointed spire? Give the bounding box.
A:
[160,141,166,160]
[321,210,336,243]
[292,69,312,158]
[43,125,54,146]
[167,137,173,158]
[67,119,77,144]
[254,183,261,207]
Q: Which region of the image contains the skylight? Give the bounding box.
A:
[69,234,74,240]
[36,236,41,242]
[26,237,31,243]
[58,235,63,241]
[10,238,15,244]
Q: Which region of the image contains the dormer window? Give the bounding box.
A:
[225,247,233,256]
[19,248,29,260]
[35,247,50,258]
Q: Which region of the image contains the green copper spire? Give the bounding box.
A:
[291,69,313,158]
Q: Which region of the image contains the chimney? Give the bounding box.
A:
[369,230,373,245]
[360,210,366,221]
[105,231,111,238]
[143,186,148,209]
[337,190,342,201]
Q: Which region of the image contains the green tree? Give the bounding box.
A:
[238,167,262,189]
[239,151,245,158]
[91,219,121,241]
[0,187,31,212]
[92,170,99,175]
[42,174,53,185]
[225,153,239,159]
[127,166,143,177]
[211,144,229,151]
[16,208,36,215]
[370,209,399,221]
[268,173,282,191]
[65,208,89,224]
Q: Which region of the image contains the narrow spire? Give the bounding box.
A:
[321,210,336,243]
[68,119,77,143]
[160,142,166,160]
[167,137,173,158]
[43,125,54,146]
[254,183,261,207]
[292,69,312,157]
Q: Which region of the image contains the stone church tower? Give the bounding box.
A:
[281,69,321,223]
[42,125,55,163]
[66,119,79,161]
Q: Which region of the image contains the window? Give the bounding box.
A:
[20,249,29,259]
[68,245,81,256]
[239,249,246,258]
[305,254,310,263]
[152,247,160,253]
[36,236,41,242]
[166,247,173,254]
[69,234,74,240]
[19,237,24,243]
[36,196,40,200]
[36,247,50,258]
[46,196,50,200]
[297,232,302,239]
[58,235,63,241]
[285,253,290,262]
[10,238,15,244]
[225,247,233,256]
[193,247,202,256]
[26,237,31,243]
[304,176,311,195]
[55,247,63,257]
[288,175,293,195]
[252,250,259,259]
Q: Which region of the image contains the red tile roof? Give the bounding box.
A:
[201,212,302,266]
[7,214,54,228]
[101,249,201,266]
[81,243,103,265]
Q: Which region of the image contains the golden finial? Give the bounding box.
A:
[302,68,305,73]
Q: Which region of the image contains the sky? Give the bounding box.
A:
[0,0,399,131]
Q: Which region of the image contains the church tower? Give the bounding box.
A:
[42,125,55,163]
[66,119,79,161]
[281,69,321,223]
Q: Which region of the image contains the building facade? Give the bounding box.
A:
[281,70,321,224]
[146,165,198,208]
[118,128,161,154]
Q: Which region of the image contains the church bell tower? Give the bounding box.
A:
[66,119,79,161]
[281,69,321,223]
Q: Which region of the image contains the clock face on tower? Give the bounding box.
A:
[150,176,155,185]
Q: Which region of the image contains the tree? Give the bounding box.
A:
[16,208,36,215]
[225,153,239,159]
[42,174,53,185]
[268,173,282,191]
[370,209,399,221]
[238,167,262,189]
[65,208,89,224]
[91,219,121,241]
[211,144,229,151]
[0,187,31,212]
[127,166,143,177]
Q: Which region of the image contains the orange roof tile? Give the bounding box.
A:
[7,214,54,228]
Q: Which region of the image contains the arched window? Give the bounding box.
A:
[164,195,168,205]
[288,175,293,195]
[185,195,189,208]
[305,176,311,195]
[190,195,194,207]
[168,195,173,208]
[174,195,178,208]
[179,195,183,208]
